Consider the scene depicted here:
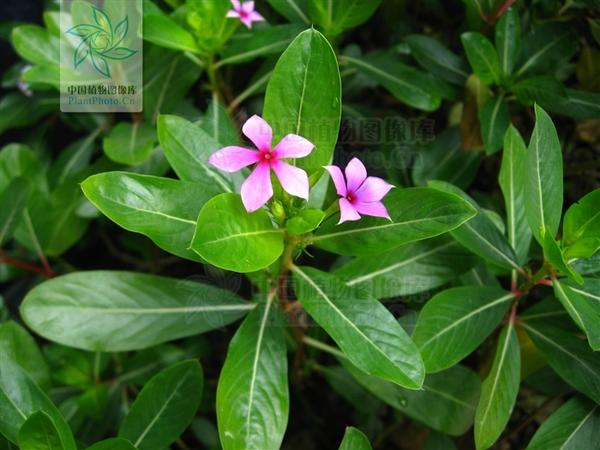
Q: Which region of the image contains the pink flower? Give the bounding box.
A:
[209,115,314,212]
[325,158,394,224]
[226,0,265,29]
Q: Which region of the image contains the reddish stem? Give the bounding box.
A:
[0,249,55,278]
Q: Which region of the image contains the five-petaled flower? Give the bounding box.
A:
[227,0,265,29]
[325,158,394,224]
[209,115,314,212]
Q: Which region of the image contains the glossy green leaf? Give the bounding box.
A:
[524,105,563,244]
[263,29,341,173]
[405,34,469,85]
[186,0,237,53]
[82,172,220,261]
[312,187,476,256]
[18,411,64,450]
[429,180,521,271]
[412,127,481,190]
[102,122,156,166]
[11,25,59,66]
[344,53,442,111]
[520,320,600,404]
[293,266,425,388]
[526,396,600,450]
[553,278,600,351]
[0,358,76,448]
[119,360,203,450]
[21,271,253,352]
[541,231,583,284]
[86,438,137,450]
[157,115,240,191]
[461,32,501,85]
[0,178,31,246]
[0,321,49,391]
[48,133,98,188]
[338,427,372,450]
[479,94,509,155]
[474,321,521,450]
[307,0,382,36]
[217,295,288,450]
[516,23,576,78]
[143,14,200,53]
[499,126,531,265]
[267,0,310,23]
[191,193,284,272]
[495,7,521,77]
[413,286,514,373]
[218,24,303,66]
[0,93,57,135]
[342,359,480,436]
[335,237,478,298]
[286,208,325,236]
[197,99,239,147]
[511,76,567,108]
[563,189,600,250]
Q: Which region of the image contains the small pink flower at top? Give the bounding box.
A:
[209,115,314,212]
[325,158,394,224]
[227,0,265,29]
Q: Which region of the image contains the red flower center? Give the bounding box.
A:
[346,192,355,203]
[239,9,248,18]
[260,150,275,163]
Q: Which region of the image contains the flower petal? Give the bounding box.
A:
[345,157,367,193]
[242,115,272,150]
[240,16,254,28]
[324,165,347,197]
[226,9,240,17]
[241,162,273,212]
[354,201,391,220]
[338,198,361,224]
[241,1,255,13]
[248,11,265,22]
[208,146,260,172]
[272,161,309,200]
[231,0,241,10]
[355,176,393,202]
[273,134,314,159]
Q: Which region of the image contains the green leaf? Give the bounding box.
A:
[335,237,478,299]
[102,122,156,166]
[218,24,304,66]
[526,396,600,450]
[292,266,425,388]
[312,187,476,256]
[286,208,325,236]
[405,34,469,85]
[263,29,341,173]
[344,53,442,111]
[342,359,480,436]
[541,231,583,284]
[11,25,59,66]
[494,7,521,77]
[511,76,567,108]
[461,32,501,85]
[563,189,600,249]
[520,320,600,404]
[82,172,220,261]
[428,180,521,271]
[0,178,31,246]
[191,193,284,273]
[20,271,253,352]
[267,0,310,24]
[18,411,64,450]
[516,23,576,78]
[524,104,563,245]
[307,0,382,36]
[86,438,137,450]
[474,321,521,450]
[197,98,239,147]
[119,360,203,450]
[0,358,76,448]
[143,14,200,53]
[0,321,50,391]
[157,115,240,192]
[412,286,514,373]
[338,427,372,450]
[186,0,237,53]
[0,93,57,135]
[499,126,531,265]
[479,94,509,155]
[411,127,481,190]
[553,278,600,351]
[216,294,288,450]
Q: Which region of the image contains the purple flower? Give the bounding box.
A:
[209,115,314,212]
[226,0,265,29]
[325,158,394,224]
